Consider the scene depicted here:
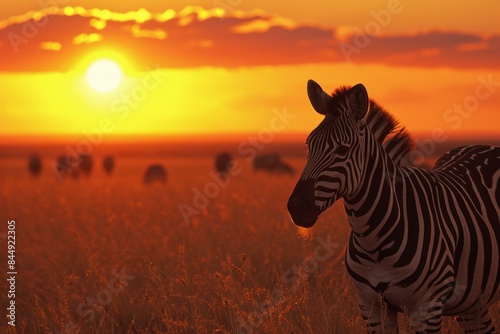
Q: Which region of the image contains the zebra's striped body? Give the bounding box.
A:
[288,80,500,333]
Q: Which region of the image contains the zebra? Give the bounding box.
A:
[143,164,167,184]
[253,153,294,175]
[79,153,93,177]
[287,79,500,333]
[103,155,115,175]
[28,154,42,176]
[215,152,233,178]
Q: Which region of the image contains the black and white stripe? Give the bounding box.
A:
[288,80,500,333]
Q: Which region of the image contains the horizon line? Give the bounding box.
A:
[0,132,499,145]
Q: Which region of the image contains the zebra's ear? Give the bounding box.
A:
[307,79,331,115]
[347,84,369,120]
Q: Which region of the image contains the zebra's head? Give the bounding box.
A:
[288,80,369,228]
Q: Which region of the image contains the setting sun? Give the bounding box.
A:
[86,59,122,92]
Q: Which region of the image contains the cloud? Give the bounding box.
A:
[339,31,500,69]
[0,6,498,71]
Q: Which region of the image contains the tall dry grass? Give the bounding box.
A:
[0,156,497,333]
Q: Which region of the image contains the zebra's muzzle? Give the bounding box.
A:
[287,178,322,228]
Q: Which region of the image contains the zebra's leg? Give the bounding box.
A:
[409,301,444,333]
[457,307,496,334]
[359,295,398,334]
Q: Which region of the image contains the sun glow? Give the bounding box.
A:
[86,59,122,92]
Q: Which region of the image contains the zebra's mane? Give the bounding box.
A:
[330,87,415,165]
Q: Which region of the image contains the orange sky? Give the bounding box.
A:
[0,1,499,140]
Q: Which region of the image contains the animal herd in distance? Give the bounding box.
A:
[23,79,499,333]
[27,151,295,183]
[288,79,500,333]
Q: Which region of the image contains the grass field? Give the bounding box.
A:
[0,143,498,333]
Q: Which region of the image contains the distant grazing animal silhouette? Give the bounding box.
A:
[28,155,42,176]
[102,155,115,175]
[143,164,167,184]
[288,79,500,333]
[54,155,79,179]
[253,154,294,175]
[79,153,93,177]
[215,152,233,176]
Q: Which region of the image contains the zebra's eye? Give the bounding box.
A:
[336,145,350,156]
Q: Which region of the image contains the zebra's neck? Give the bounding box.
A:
[343,132,403,251]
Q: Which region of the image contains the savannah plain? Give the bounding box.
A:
[1,139,499,334]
